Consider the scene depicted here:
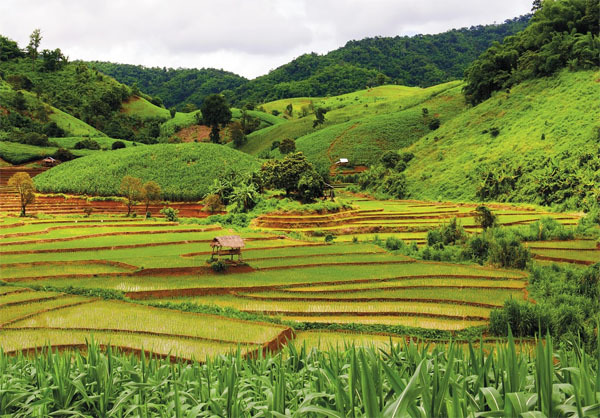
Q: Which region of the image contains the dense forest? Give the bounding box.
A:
[90,16,530,108]
[463,0,599,104]
[88,63,247,110]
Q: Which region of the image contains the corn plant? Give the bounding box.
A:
[0,331,597,417]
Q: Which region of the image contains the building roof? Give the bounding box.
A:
[336,158,349,164]
[43,157,56,161]
[210,235,245,248]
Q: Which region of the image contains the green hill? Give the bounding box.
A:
[89,62,247,109]
[228,16,530,105]
[403,69,600,209]
[87,17,529,108]
[34,143,260,201]
[239,81,464,165]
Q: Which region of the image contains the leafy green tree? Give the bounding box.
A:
[381,151,400,169]
[8,172,36,216]
[119,175,143,216]
[228,182,260,212]
[297,171,324,202]
[475,205,497,229]
[285,103,293,117]
[141,181,161,215]
[200,94,232,143]
[0,35,24,61]
[261,152,320,197]
[26,29,42,70]
[41,48,67,72]
[312,107,327,128]
[230,121,246,148]
[279,138,296,154]
[112,141,126,150]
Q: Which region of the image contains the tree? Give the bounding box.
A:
[8,172,35,216]
[381,151,400,169]
[26,29,42,70]
[279,138,296,154]
[228,182,260,212]
[141,181,161,215]
[285,103,293,117]
[261,152,321,197]
[313,107,327,128]
[41,48,67,72]
[230,121,246,148]
[119,175,143,216]
[0,35,24,61]
[112,141,126,150]
[475,205,497,229]
[531,0,542,11]
[200,94,232,144]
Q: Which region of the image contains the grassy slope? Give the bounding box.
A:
[34,142,260,200]
[404,69,600,201]
[0,137,136,165]
[239,82,462,160]
[121,96,170,119]
[296,85,466,171]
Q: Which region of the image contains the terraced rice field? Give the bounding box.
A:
[525,239,599,265]
[0,192,592,359]
[253,193,581,242]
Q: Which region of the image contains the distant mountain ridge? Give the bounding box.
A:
[91,15,530,108]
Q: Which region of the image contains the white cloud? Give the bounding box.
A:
[0,0,533,78]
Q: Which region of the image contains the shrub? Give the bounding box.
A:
[474,205,496,229]
[279,138,296,154]
[111,141,126,150]
[270,141,280,150]
[489,299,547,337]
[22,132,49,146]
[489,232,529,269]
[202,194,225,213]
[380,151,400,169]
[53,148,76,162]
[324,234,335,242]
[74,138,100,150]
[211,260,227,273]
[490,127,500,137]
[380,172,407,198]
[428,118,440,130]
[384,237,404,251]
[160,207,179,222]
[83,207,93,217]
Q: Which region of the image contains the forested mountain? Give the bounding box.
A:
[88,63,247,110]
[89,15,530,108]
[463,0,598,104]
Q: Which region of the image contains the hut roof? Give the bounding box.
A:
[211,235,245,248]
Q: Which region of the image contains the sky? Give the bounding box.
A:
[0,0,533,79]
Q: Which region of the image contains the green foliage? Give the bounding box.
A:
[73,138,100,150]
[90,61,247,109]
[464,0,599,105]
[278,138,295,154]
[261,152,323,200]
[210,260,227,273]
[406,69,600,210]
[0,331,596,416]
[474,205,497,229]
[492,262,600,346]
[358,164,408,199]
[426,218,466,247]
[34,143,260,201]
[111,140,125,150]
[199,94,232,143]
[159,207,179,222]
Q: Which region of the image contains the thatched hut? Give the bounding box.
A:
[210,235,245,261]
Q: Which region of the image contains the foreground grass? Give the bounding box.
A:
[0,332,597,416]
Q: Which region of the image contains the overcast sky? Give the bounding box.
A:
[1,0,533,79]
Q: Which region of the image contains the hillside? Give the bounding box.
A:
[89,62,247,109]
[88,17,529,108]
[34,143,260,200]
[238,80,465,168]
[403,69,600,209]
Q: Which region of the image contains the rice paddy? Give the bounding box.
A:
[0,188,594,360]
